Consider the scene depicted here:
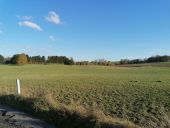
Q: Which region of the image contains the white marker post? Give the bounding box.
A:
[16,79,21,95]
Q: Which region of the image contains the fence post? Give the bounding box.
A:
[16,79,21,95]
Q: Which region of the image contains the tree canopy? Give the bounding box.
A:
[11,54,28,65]
[0,55,4,64]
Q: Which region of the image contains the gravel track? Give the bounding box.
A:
[0,105,55,128]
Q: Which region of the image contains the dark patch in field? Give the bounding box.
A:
[155,80,162,83]
[129,80,138,83]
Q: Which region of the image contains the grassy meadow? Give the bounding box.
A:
[0,64,170,128]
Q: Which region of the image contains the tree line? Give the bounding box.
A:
[0,53,74,65]
[75,59,113,66]
[119,55,170,65]
[0,54,170,66]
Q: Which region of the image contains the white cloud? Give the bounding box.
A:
[49,35,56,41]
[18,21,42,31]
[16,15,33,20]
[45,11,61,25]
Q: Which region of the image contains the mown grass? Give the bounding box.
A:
[0,64,170,128]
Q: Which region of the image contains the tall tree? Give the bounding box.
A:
[0,55,4,64]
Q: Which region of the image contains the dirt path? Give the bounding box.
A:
[0,116,17,128]
[0,105,55,128]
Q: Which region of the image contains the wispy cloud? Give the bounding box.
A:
[18,21,42,31]
[49,35,55,41]
[45,11,61,25]
[16,15,33,20]
[49,35,56,41]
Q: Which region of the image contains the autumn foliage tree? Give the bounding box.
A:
[11,54,28,65]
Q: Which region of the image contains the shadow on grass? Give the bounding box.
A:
[0,94,137,128]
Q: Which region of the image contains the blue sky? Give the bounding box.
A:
[0,0,170,61]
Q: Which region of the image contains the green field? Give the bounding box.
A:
[0,64,170,128]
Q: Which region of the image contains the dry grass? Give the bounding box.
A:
[0,93,140,128]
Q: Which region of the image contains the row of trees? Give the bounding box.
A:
[119,55,170,65]
[47,56,74,65]
[29,56,46,63]
[0,54,74,65]
[76,59,113,66]
[0,54,170,66]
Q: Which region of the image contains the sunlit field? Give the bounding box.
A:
[0,64,170,128]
